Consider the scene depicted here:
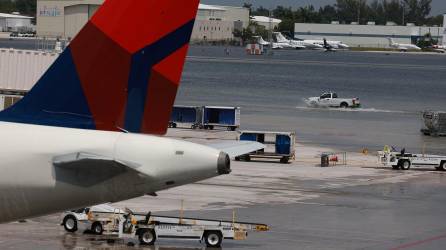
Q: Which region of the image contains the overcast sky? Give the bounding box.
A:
[201,0,446,15]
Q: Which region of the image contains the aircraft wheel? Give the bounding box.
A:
[139,229,156,245]
[63,215,78,233]
[400,160,411,170]
[91,222,103,235]
[204,231,223,248]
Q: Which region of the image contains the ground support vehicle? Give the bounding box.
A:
[236,131,296,164]
[306,92,360,108]
[378,150,446,171]
[61,208,268,248]
[421,111,446,136]
[201,106,240,131]
[168,105,203,129]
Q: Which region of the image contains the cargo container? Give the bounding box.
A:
[0,49,57,93]
[169,105,203,129]
[202,106,240,131]
[236,131,296,164]
[421,111,446,136]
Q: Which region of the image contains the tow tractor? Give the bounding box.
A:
[378,147,446,171]
[61,206,269,248]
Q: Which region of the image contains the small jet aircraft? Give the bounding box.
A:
[387,38,421,52]
[298,38,349,50]
[0,0,263,224]
[323,38,337,52]
[272,32,306,50]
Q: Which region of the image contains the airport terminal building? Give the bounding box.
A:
[36,0,249,42]
[295,21,445,47]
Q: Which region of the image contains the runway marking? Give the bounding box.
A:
[186,56,446,71]
[390,233,446,249]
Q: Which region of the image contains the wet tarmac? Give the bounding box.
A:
[1,165,446,249]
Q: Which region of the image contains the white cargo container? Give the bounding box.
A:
[0,49,57,92]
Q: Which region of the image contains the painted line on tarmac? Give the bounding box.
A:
[186,56,446,70]
[390,233,446,250]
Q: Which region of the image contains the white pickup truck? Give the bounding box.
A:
[307,92,361,108]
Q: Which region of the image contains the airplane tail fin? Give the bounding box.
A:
[0,0,200,135]
[387,38,395,46]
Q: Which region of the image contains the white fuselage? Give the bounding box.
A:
[303,39,349,49]
[389,39,421,51]
[0,122,222,223]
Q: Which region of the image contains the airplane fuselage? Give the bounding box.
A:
[0,122,224,223]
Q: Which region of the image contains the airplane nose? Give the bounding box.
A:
[217,152,231,175]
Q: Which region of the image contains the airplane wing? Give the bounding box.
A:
[207,141,265,158]
[53,152,145,187]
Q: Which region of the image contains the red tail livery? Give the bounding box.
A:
[0,0,200,135]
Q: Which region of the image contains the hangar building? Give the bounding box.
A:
[0,13,34,32]
[36,1,249,42]
[295,20,444,47]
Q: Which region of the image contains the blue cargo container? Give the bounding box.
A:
[202,106,240,131]
[169,106,202,129]
[237,131,296,164]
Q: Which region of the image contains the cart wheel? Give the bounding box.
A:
[139,229,156,245]
[63,215,78,233]
[392,165,400,170]
[280,157,290,164]
[91,222,103,235]
[172,123,177,128]
[440,161,446,171]
[400,160,411,170]
[243,155,251,162]
[204,231,223,248]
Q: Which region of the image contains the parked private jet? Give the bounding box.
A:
[272,32,307,50]
[387,38,421,52]
[0,0,263,224]
[297,37,350,50]
[252,35,283,49]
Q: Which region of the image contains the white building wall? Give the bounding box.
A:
[37,0,248,41]
[443,14,446,46]
[0,49,57,92]
[221,7,249,28]
[295,23,443,47]
[64,5,91,39]
[191,20,233,41]
[37,0,104,37]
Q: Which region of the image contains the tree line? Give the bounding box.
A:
[244,0,443,33]
[0,0,36,17]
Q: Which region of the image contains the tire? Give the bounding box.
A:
[204,231,223,248]
[91,222,103,235]
[400,160,411,170]
[340,102,349,108]
[63,215,78,233]
[138,229,156,245]
[440,161,446,171]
